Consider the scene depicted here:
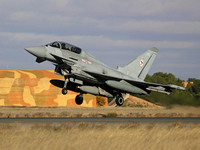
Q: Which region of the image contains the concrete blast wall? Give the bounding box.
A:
[0,70,108,107]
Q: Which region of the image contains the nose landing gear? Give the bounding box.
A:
[61,77,83,105]
[62,78,68,95]
[62,88,67,95]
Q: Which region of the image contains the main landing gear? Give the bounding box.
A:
[61,77,83,105]
[75,94,83,105]
[115,93,124,106]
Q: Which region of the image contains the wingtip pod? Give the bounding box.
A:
[150,47,159,53]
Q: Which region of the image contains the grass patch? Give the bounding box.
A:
[0,122,200,150]
[107,112,117,117]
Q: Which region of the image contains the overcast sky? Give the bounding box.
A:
[0,0,200,80]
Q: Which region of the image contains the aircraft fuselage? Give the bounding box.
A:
[24,41,185,106]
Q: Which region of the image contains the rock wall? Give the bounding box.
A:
[0,70,108,107]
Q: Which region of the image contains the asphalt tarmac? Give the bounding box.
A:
[0,117,200,124]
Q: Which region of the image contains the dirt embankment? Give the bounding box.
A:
[0,105,200,118]
[109,94,162,108]
[123,95,162,108]
[0,93,199,118]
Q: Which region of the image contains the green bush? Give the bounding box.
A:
[136,72,200,107]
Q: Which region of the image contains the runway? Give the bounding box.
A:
[0,117,200,124]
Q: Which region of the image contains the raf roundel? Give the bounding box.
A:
[81,58,86,63]
[140,58,144,68]
[87,61,92,65]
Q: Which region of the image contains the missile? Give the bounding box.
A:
[105,80,147,95]
[167,84,186,90]
[146,86,170,95]
[79,86,113,97]
[146,84,185,95]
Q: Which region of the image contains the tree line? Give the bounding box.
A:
[135,72,200,107]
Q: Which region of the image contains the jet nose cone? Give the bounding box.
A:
[24,46,46,58]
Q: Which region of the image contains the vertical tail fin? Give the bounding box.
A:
[117,47,159,80]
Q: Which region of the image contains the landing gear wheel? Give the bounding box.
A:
[62,77,68,95]
[62,88,67,95]
[115,94,124,106]
[75,94,83,105]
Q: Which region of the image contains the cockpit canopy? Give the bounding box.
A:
[46,41,82,54]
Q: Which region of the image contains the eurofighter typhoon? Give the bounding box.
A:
[24,41,185,106]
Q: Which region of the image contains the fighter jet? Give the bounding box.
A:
[24,41,185,106]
